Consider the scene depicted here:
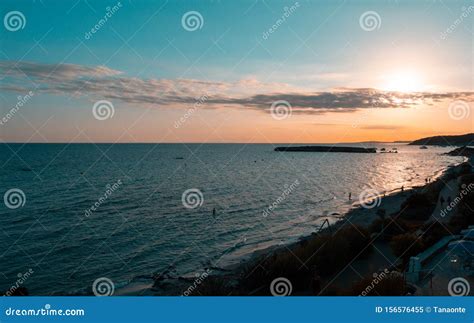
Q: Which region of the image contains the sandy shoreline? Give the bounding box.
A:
[140,155,471,296]
[222,159,468,271]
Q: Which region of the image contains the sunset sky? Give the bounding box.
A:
[0,0,473,143]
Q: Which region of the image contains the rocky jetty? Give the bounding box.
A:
[274,146,376,153]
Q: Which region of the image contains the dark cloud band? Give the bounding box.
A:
[1,61,473,114]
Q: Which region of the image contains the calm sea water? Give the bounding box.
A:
[0,143,463,295]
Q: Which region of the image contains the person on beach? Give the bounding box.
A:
[401,186,404,193]
[348,192,352,201]
[212,208,216,216]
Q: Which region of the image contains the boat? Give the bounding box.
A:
[419,146,428,149]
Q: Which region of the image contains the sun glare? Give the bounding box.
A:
[382,70,424,92]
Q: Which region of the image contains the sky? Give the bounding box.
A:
[0,0,473,143]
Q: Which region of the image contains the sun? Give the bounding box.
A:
[382,70,424,92]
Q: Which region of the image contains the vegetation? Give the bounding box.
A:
[186,276,235,296]
[241,225,372,294]
[349,273,407,296]
[390,233,424,265]
[368,217,408,240]
[397,193,435,221]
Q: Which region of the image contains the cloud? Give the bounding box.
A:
[0,61,121,80]
[359,125,406,130]
[309,123,405,130]
[1,60,473,114]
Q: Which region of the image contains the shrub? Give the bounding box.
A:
[421,221,454,248]
[390,233,424,265]
[186,276,235,296]
[241,225,372,293]
[349,273,406,296]
[397,193,434,221]
[369,217,408,239]
[457,174,474,225]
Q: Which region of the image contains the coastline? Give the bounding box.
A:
[237,160,466,265]
[146,154,471,296]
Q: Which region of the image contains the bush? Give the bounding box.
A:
[397,193,435,221]
[390,233,424,265]
[421,221,454,248]
[349,273,406,296]
[241,225,372,294]
[457,174,474,225]
[369,217,408,239]
[186,276,235,296]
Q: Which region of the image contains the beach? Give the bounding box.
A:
[150,151,473,296]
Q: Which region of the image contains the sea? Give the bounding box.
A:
[0,143,464,295]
